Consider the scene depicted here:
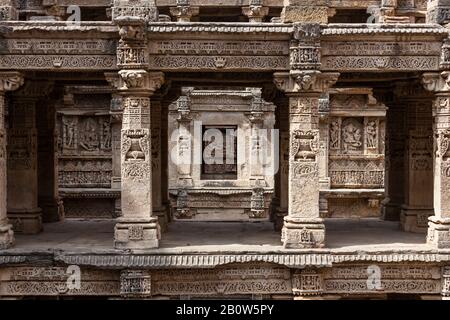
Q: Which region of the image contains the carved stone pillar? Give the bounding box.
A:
[422,72,450,248]
[274,71,339,248]
[274,23,338,248]
[151,96,168,231]
[169,0,199,22]
[242,0,269,23]
[273,97,289,230]
[175,89,193,188]
[105,73,125,217]
[113,3,164,249]
[281,0,335,24]
[395,82,434,233]
[382,91,406,221]
[0,72,23,249]
[7,81,52,234]
[114,71,164,249]
[248,89,266,187]
[427,0,450,24]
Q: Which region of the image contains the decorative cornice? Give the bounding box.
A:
[147,22,293,34]
[323,24,448,36]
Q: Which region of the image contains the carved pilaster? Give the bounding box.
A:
[0,72,23,249]
[113,6,165,249]
[421,72,450,248]
[170,0,199,22]
[274,71,339,248]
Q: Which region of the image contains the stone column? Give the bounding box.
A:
[151,96,168,231]
[0,72,23,249]
[242,0,269,23]
[274,71,339,248]
[422,72,450,248]
[105,73,125,217]
[7,81,52,234]
[114,71,164,249]
[274,23,339,248]
[396,82,434,233]
[382,91,406,221]
[175,89,193,188]
[112,1,164,249]
[169,0,199,22]
[248,89,266,187]
[281,0,335,24]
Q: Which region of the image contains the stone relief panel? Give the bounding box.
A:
[148,40,289,71]
[323,265,441,295]
[55,89,116,218]
[152,264,291,297]
[323,90,387,218]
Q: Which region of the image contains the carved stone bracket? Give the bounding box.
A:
[274,71,340,94]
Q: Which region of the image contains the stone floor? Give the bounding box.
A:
[3,217,432,254]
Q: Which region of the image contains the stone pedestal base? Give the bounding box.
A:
[153,207,168,233]
[273,208,287,232]
[381,201,401,221]
[281,217,325,249]
[114,218,160,250]
[8,209,42,234]
[39,197,61,223]
[0,223,14,249]
[427,217,450,249]
[400,207,433,233]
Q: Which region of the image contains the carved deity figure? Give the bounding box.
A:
[366,121,377,149]
[342,122,362,153]
[80,118,99,151]
[101,120,112,150]
[330,120,340,150]
[63,117,77,150]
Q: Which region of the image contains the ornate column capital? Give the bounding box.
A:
[242,3,269,23]
[170,0,199,23]
[0,72,24,93]
[274,71,339,94]
[118,70,165,94]
[422,72,450,94]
